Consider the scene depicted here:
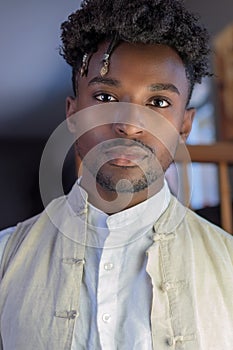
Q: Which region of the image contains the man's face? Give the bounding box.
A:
[66,42,194,204]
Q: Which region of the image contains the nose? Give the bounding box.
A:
[113,123,144,136]
[112,102,145,137]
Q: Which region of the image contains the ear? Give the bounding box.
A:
[66,96,78,133]
[180,107,196,142]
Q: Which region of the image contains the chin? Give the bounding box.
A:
[96,167,163,194]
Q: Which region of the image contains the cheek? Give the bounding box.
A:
[76,126,111,156]
[148,130,179,160]
[76,133,96,156]
[161,112,187,140]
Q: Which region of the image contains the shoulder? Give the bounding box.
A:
[160,195,233,252]
[0,226,16,263]
[0,213,41,263]
[186,206,233,241]
[155,196,233,276]
[175,202,233,265]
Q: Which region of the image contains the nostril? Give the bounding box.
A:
[117,126,127,134]
[114,124,128,135]
[114,123,143,136]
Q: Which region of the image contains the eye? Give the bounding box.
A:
[94,93,118,103]
[148,97,170,108]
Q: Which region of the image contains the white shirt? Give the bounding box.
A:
[72,181,171,349]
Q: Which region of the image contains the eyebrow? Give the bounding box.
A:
[88,77,180,95]
[149,83,180,95]
[88,76,121,87]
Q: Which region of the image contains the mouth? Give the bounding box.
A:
[104,145,149,167]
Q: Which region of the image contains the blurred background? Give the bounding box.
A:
[0,0,233,229]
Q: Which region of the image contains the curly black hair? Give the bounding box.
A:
[60,0,211,98]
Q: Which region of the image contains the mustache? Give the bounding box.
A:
[100,138,155,155]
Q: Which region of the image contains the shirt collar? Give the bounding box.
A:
[76,178,171,247]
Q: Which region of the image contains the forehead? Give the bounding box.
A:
[80,42,189,98]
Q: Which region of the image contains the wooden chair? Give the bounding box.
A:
[175,142,233,234]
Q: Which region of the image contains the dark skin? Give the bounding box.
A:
[66,42,195,213]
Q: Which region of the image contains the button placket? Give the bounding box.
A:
[104,262,114,271]
[97,242,121,349]
[102,313,111,323]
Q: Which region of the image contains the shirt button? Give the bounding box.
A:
[104,262,114,271]
[102,313,111,323]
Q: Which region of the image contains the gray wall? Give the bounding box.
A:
[186,0,233,37]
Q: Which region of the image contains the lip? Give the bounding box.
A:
[104,146,149,166]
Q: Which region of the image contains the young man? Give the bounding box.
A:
[1,0,233,349]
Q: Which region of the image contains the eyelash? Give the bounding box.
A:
[94,93,118,103]
[94,93,171,108]
[147,97,171,108]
